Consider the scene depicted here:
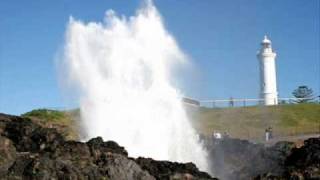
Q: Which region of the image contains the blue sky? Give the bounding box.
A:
[0,0,319,115]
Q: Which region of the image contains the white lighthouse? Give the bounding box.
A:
[257,35,278,105]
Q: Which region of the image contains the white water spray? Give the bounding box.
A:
[62,1,208,171]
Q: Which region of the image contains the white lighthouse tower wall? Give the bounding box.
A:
[258,36,278,105]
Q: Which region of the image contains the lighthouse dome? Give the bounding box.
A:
[261,35,271,44]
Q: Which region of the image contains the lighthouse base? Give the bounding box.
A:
[261,93,278,106]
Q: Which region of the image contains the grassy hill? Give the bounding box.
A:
[21,103,320,141]
[21,109,80,140]
[190,103,320,141]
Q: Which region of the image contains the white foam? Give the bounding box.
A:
[61,0,208,172]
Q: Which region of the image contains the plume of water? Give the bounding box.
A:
[62,1,208,171]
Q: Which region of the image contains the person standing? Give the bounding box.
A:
[265,128,270,141]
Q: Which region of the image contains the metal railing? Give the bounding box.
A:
[199,97,319,108]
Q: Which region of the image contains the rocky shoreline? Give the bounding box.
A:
[203,133,319,179]
[0,113,319,180]
[0,113,215,180]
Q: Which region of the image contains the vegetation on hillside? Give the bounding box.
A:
[21,108,80,140]
[292,85,315,103]
[22,103,320,142]
[190,103,320,141]
[22,109,66,122]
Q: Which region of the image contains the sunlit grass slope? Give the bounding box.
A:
[191,103,320,141]
[21,104,320,141]
[21,109,80,140]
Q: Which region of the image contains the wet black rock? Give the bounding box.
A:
[0,136,16,176]
[203,135,319,180]
[87,136,128,157]
[135,157,216,180]
[282,137,320,179]
[254,138,320,180]
[204,137,298,180]
[0,113,215,180]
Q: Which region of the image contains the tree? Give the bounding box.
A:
[292,86,314,103]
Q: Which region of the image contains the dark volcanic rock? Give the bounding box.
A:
[97,153,153,180]
[204,137,297,180]
[87,136,128,157]
[29,127,65,153]
[135,157,216,180]
[0,113,215,180]
[1,114,41,152]
[254,137,320,180]
[205,135,319,180]
[0,136,16,176]
[283,137,320,179]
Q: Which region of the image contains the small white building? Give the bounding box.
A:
[257,36,278,105]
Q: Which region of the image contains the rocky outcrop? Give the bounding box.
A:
[0,113,215,180]
[2,112,317,180]
[0,136,16,176]
[205,137,289,179]
[204,136,319,180]
[255,138,320,179]
[135,157,215,180]
[281,137,320,179]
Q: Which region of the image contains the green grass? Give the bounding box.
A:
[21,108,80,140]
[22,104,320,141]
[190,103,320,141]
[22,109,67,122]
